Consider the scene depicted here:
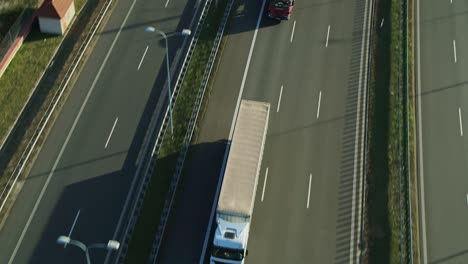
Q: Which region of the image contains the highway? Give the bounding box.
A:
[157,0,373,263]
[0,0,198,263]
[416,0,468,263]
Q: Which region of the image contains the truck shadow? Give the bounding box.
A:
[156,139,228,264]
[22,139,227,264]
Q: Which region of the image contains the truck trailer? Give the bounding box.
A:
[210,100,270,264]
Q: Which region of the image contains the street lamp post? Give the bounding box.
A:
[145,27,191,140]
[57,235,120,264]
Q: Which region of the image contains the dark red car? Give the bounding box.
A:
[267,0,295,20]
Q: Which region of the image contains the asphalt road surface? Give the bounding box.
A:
[416,0,468,263]
[157,0,373,263]
[0,0,199,263]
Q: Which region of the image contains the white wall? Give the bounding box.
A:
[38,17,62,35]
[62,2,75,29]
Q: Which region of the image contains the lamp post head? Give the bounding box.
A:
[145,26,156,33]
[57,236,71,245]
[107,240,120,250]
[181,29,191,36]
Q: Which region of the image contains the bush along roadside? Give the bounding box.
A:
[123,1,229,263]
[366,0,411,262]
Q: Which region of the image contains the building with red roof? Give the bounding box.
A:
[37,0,75,35]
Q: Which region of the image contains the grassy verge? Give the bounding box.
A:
[366,0,411,262]
[366,0,391,261]
[123,1,228,263]
[0,0,87,145]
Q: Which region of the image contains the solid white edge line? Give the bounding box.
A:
[453,40,457,63]
[326,25,331,47]
[7,0,139,262]
[290,21,296,43]
[277,85,283,112]
[349,0,372,260]
[317,90,322,119]
[307,174,312,209]
[65,209,81,248]
[356,0,374,259]
[199,0,267,262]
[459,108,463,136]
[137,45,149,70]
[105,117,119,148]
[416,0,428,260]
[261,168,269,202]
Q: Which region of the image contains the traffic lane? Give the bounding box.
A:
[420,88,468,263]
[247,1,367,264]
[15,19,192,264]
[247,113,343,264]
[79,0,197,158]
[229,12,327,261]
[419,0,461,26]
[242,0,353,127]
[419,15,461,95]
[156,1,260,262]
[0,0,194,262]
[248,136,316,264]
[8,13,184,264]
[243,18,349,261]
[13,153,128,264]
[0,0,138,258]
[419,1,468,261]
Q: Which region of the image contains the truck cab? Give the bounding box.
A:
[210,218,249,264]
[267,0,295,20]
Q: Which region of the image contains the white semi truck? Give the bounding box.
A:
[210,100,270,264]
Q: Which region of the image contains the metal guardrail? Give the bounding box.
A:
[0,0,42,66]
[147,0,234,262]
[359,0,377,261]
[113,0,214,262]
[0,0,115,219]
[0,9,34,67]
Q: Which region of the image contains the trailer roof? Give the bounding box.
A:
[217,100,270,217]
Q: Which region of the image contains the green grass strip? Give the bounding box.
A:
[0,0,87,145]
[123,1,228,263]
[367,0,411,262]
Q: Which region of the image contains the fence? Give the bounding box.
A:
[0,9,32,58]
[0,0,42,77]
